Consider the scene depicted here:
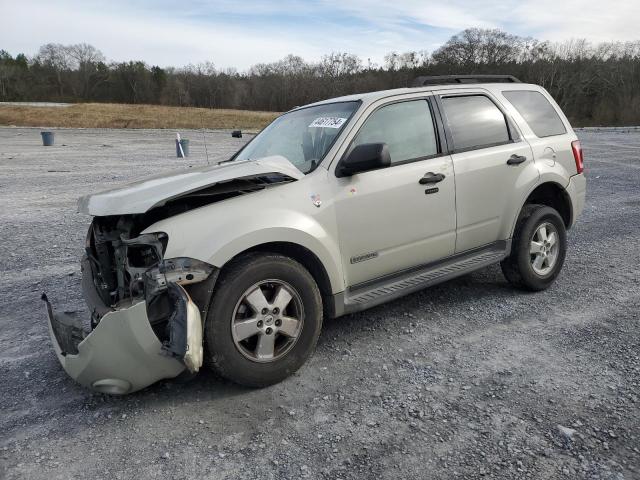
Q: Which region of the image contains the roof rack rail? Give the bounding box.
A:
[411,75,521,87]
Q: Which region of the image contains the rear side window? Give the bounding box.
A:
[441,95,510,152]
[502,90,566,138]
[351,100,438,165]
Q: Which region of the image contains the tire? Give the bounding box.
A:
[205,252,323,387]
[501,204,567,291]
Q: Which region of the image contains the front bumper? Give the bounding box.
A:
[43,295,185,395]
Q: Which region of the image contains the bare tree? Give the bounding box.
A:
[66,44,107,99]
[65,43,105,68]
[385,51,429,70]
[432,28,525,65]
[4,32,640,126]
[35,43,72,97]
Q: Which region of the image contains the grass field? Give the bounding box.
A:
[0,103,279,130]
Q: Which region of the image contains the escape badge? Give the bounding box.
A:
[310,194,322,207]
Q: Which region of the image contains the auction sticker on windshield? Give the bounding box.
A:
[309,117,347,128]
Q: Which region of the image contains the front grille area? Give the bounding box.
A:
[84,216,166,308]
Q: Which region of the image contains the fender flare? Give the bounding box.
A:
[508,174,572,238]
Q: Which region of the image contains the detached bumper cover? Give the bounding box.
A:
[43,295,185,394]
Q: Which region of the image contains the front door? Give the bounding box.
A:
[333,98,457,287]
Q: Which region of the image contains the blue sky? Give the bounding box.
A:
[2,0,638,69]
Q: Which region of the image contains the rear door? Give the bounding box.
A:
[436,90,538,253]
[332,97,456,287]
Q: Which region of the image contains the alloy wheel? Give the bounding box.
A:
[230,279,304,362]
[529,222,559,276]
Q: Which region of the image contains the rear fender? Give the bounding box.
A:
[509,171,572,238]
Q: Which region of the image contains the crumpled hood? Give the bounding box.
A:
[78,155,304,216]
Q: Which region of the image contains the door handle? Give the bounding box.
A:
[419,172,445,184]
[507,154,527,165]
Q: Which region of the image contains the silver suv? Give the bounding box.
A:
[43,75,586,394]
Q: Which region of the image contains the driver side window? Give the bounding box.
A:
[351,100,439,165]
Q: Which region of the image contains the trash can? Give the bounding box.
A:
[41,131,55,146]
[176,139,190,158]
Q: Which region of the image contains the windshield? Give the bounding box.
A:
[234,101,360,174]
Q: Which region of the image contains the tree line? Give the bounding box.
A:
[2,28,640,126]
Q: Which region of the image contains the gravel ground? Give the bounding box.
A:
[0,127,638,480]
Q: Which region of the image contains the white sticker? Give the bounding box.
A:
[309,117,347,129]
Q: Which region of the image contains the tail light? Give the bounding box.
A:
[571,140,584,174]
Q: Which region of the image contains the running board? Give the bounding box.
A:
[337,241,510,315]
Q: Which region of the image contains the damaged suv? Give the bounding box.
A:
[44,75,586,394]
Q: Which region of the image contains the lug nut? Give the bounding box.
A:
[265,327,273,335]
[275,319,282,326]
[261,308,268,315]
[272,307,280,314]
[257,320,263,328]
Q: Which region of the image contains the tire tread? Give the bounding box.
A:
[204,252,322,387]
[501,204,567,291]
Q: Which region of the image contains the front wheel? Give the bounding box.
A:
[205,253,322,387]
[501,204,567,291]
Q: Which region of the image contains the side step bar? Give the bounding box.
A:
[337,241,510,316]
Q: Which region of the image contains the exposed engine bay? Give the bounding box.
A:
[82,173,296,345]
[43,157,303,394]
[84,214,215,372]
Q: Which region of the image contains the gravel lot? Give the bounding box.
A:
[0,127,638,480]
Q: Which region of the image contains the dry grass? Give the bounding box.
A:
[0,103,279,130]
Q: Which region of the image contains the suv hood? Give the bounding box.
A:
[78,156,304,216]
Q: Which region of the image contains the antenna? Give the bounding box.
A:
[200,110,210,165]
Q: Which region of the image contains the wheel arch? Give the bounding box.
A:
[511,181,573,237]
[205,225,343,285]
[213,239,343,318]
[244,242,332,301]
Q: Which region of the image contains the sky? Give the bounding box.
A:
[2,0,639,70]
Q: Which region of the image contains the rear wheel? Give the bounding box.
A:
[501,204,567,291]
[205,253,322,387]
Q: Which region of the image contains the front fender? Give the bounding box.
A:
[143,202,345,294]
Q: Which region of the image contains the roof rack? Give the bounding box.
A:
[411,75,521,87]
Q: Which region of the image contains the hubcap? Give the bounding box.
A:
[529,222,559,276]
[231,280,304,363]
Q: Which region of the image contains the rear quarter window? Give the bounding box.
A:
[502,90,566,138]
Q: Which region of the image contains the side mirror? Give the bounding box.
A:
[336,143,391,177]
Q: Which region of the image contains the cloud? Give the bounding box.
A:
[1,0,331,69]
[2,0,638,69]
[508,0,640,43]
[320,0,497,31]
